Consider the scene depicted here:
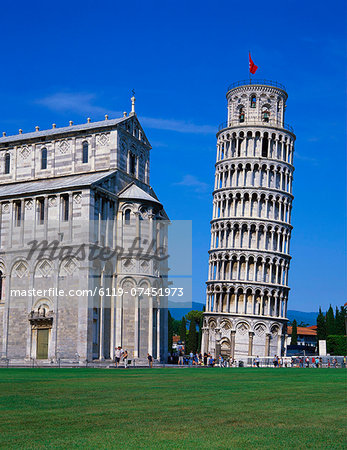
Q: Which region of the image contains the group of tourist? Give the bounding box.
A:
[114,348,345,369]
[114,347,154,368]
[170,350,234,367]
[114,347,129,368]
[270,356,342,368]
[292,356,339,368]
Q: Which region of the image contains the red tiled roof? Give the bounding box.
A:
[287,326,317,336]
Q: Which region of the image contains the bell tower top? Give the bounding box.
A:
[225,79,290,132]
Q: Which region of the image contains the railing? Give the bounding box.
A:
[227,79,286,92]
[218,119,294,133]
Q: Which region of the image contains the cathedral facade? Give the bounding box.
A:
[0,98,168,365]
[202,80,295,359]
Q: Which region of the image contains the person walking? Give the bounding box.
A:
[115,346,122,368]
[178,349,184,366]
[198,353,203,365]
[123,350,128,369]
[147,353,153,368]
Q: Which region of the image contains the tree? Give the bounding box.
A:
[172,318,181,335]
[317,307,327,341]
[185,310,203,324]
[326,305,336,335]
[290,319,298,345]
[336,306,346,335]
[198,315,203,352]
[168,310,174,352]
[185,310,204,352]
[186,318,198,354]
[327,335,347,355]
[179,316,187,343]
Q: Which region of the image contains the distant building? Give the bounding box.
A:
[172,335,180,350]
[286,326,317,348]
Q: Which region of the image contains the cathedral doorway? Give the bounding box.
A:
[220,339,231,358]
[36,329,49,359]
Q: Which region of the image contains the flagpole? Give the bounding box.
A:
[249,50,251,84]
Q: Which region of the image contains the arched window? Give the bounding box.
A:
[262,134,269,157]
[61,195,69,221]
[239,108,245,123]
[82,141,88,164]
[41,148,47,170]
[4,153,10,174]
[14,201,22,226]
[262,110,270,123]
[0,270,3,302]
[250,95,256,108]
[129,153,136,176]
[124,209,131,225]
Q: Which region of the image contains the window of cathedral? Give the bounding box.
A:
[37,198,45,224]
[124,209,131,225]
[250,95,256,108]
[14,201,22,227]
[82,141,88,164]
[129,153,136,176]
[101,198,107,220]
[4,153,10,174]
[0,270,3,302]
[41,148,47,170]
[61,195,69,221]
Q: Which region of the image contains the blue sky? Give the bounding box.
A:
[1,0,346,312]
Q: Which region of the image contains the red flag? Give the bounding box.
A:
[249,52,258,74]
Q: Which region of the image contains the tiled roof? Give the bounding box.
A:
[0,117,127,145]
[0,170,116,198]
[287,326,317,336]
[118,182,161,204]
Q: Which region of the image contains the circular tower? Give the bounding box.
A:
[202,80,295,361]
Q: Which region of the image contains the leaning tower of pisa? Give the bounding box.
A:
[201,80,295,360]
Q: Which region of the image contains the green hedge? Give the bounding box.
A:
[327,335,347,355]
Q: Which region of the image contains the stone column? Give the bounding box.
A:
[260,294,264,315]
[99,270,105,360]
[248,331,254,356]
[230,330,236,359]
[251,293,255,315]
[277,333,282,356]
[157,307,161,361]
[265,333,271,356]
[110,273,116,360]
[215,328,221,361]
[133,291,139,359]
[148,297,153,355]
[201,326,209,355]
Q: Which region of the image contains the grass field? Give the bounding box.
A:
[0,368,346,449]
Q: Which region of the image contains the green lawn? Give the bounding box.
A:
[0,368,346,449]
